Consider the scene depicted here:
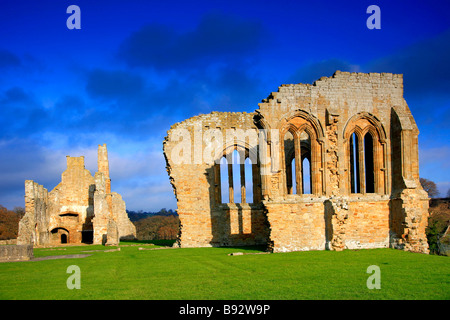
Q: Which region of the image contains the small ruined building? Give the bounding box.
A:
[163,71,429,254]
[17,144,136,246]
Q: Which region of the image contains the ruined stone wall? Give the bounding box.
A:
[164,71,429,254]
[258,71,404,130]
[44,156,96,244]
[345,198,390,249]
[0,244,33,262]
[256,71,406,198]
[265,200,326,252]
[92,171,110,244]
[52,156,95,220]
[164,112,267,248]
[210,205,267,247]
[111,192,136,241]
[18,144,136,246]
[255,72,427,253]
[17,180,50,245]
[390,188,429,253]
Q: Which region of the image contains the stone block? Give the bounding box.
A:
[0,245,34,262]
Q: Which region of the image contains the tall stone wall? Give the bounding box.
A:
[92,171,110,244]
[164,71,429,254]
[256,71,406,198]
[390,188,429,253]
[17,144,136,246]
[111,192,136,241]
[45,156,97,244]
[265,200,326,252]
[17,181,50,245]
[344,198,390,249]
[164,112,267,248]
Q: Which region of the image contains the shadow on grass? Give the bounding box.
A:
[120,239,177,247]
[213,245,268,252]
[119,240,268,252]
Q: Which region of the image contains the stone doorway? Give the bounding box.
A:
[50,228,70,244]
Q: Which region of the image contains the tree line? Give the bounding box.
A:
[126,208,177,222]
[128,208,179,241]
[0,206,24,240]
[133,215,179,240]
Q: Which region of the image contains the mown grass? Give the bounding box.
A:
[0,242,448,300]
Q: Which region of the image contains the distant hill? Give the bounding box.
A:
[126,208,177,222]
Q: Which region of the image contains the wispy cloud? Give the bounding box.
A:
[0,49,21,69]
[366,29,450,98]
[86,69,145,99]
[288,59,361,84]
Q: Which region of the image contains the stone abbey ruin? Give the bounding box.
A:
[17,144,136,246]
[164,71,430,254]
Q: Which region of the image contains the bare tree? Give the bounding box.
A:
[13,207,25,218]
[420,178,439,198]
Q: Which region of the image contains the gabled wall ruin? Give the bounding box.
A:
[163,71,429,254]
[17,144,136,246]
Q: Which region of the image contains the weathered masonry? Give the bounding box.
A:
[17,144,136,246]
[164,71,429,254]
[0,245,33,262]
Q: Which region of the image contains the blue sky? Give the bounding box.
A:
[0,0,449,211]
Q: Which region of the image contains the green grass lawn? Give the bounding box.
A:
[0,243,448,300]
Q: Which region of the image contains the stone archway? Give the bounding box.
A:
[50,227,70,244]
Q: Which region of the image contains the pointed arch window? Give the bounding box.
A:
[284,131,296,194]
[350,132,360,193]
[283,128,316,195]
[219,156,228,204]
[244,157,253,203]
[300,131,312,194]
[232,149,241,203]
[215,146,261,204]
[348,131,376,194]
[302,157,311,194]
[364,133,375,193]
[344,112,388,195]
